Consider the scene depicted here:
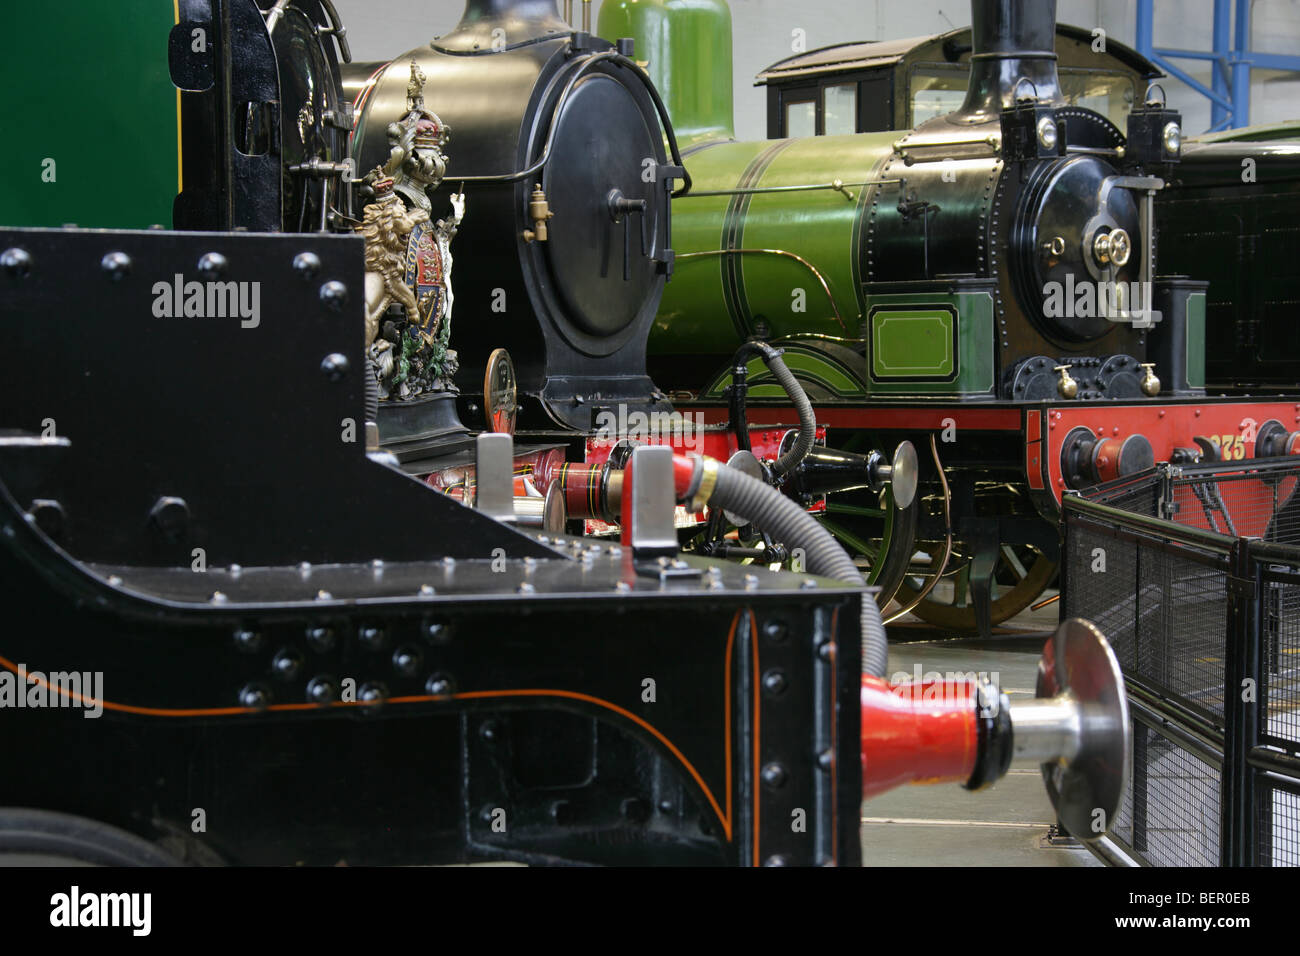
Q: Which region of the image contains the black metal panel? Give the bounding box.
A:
[173,0,283,231]
[0,227,551,566]
[0,481,862,865]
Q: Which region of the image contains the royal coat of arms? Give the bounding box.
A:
[405,220,447,337]
[356,59,464,402]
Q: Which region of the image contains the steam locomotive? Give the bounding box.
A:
[599,0,1300,634]
[0,0,1130,866]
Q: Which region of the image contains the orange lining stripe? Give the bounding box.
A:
[0,617,743,840]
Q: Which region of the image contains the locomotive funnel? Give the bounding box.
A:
[442,0,570,50]
[958,0,1064,120]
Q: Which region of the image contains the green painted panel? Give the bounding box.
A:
[864,292,995,395]
[653,131,896,358]
[1186,291,1206,389]
[870,309,954,378]
[0,1,179,228]
[597,0,734,148]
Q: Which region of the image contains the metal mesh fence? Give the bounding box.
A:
[1065,457,1300,866]
[1136,547,1228,719]
[1112,717,1221,867]
[1262,570,1300,750]
[1064,516,1228,720]
[1171,470,1300,544]
[1258,778,1300,867]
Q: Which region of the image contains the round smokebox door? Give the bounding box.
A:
[1016,155,1142,343]
[541,72,663,341]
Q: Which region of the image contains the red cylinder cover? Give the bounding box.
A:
[860,675,978,799]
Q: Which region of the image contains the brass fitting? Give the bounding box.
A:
[1139,362,1161,397]
[1054,364,1079,399]
[688,456,720,513]
[523,186,554,243]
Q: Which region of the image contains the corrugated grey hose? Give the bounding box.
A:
[706,463,888,678]
[734,342,816,477]
[364,367,379,424]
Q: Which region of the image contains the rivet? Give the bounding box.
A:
[149,496,190,542]
[238,683,271,710]
[357,681,388,709]
[306,676,337,704]
[818,749,834,771]
[100,251,131,280]
[233,628,261,653]
[320,353,349,381]
[762,669,788,695]
[359,625,386,650]
[306,626,335,653]
[761,763,787,788]
[1,247,33,277]
[818,641,835,661]
[272,648,303,681]
[293,251,322,278]
[763,619,789,642]
[197,252,228,279]
[425,673,454,696]
[392,645,422,677]
[319,280,348,310]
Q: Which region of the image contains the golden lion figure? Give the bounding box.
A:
[360,186,429,348]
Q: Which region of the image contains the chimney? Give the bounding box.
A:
[957,0,1063,121]
[437,0,570,52]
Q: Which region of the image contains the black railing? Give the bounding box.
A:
[1063,458,1300,866]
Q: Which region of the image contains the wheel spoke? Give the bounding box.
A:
[1001,544,1028,581]
[825,502,886,519]
[952,565,970,608]
[820,518,880,564]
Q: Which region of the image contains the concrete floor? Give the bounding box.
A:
[861,590,1103,866]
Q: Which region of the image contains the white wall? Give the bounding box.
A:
[333,0,1300,139]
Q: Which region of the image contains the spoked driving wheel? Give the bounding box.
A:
[893,543,1058,632]
[820,485,918,609]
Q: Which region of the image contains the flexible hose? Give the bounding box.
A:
[364,366,379,424]
[706,463,888,678]
[731,342,816,478]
